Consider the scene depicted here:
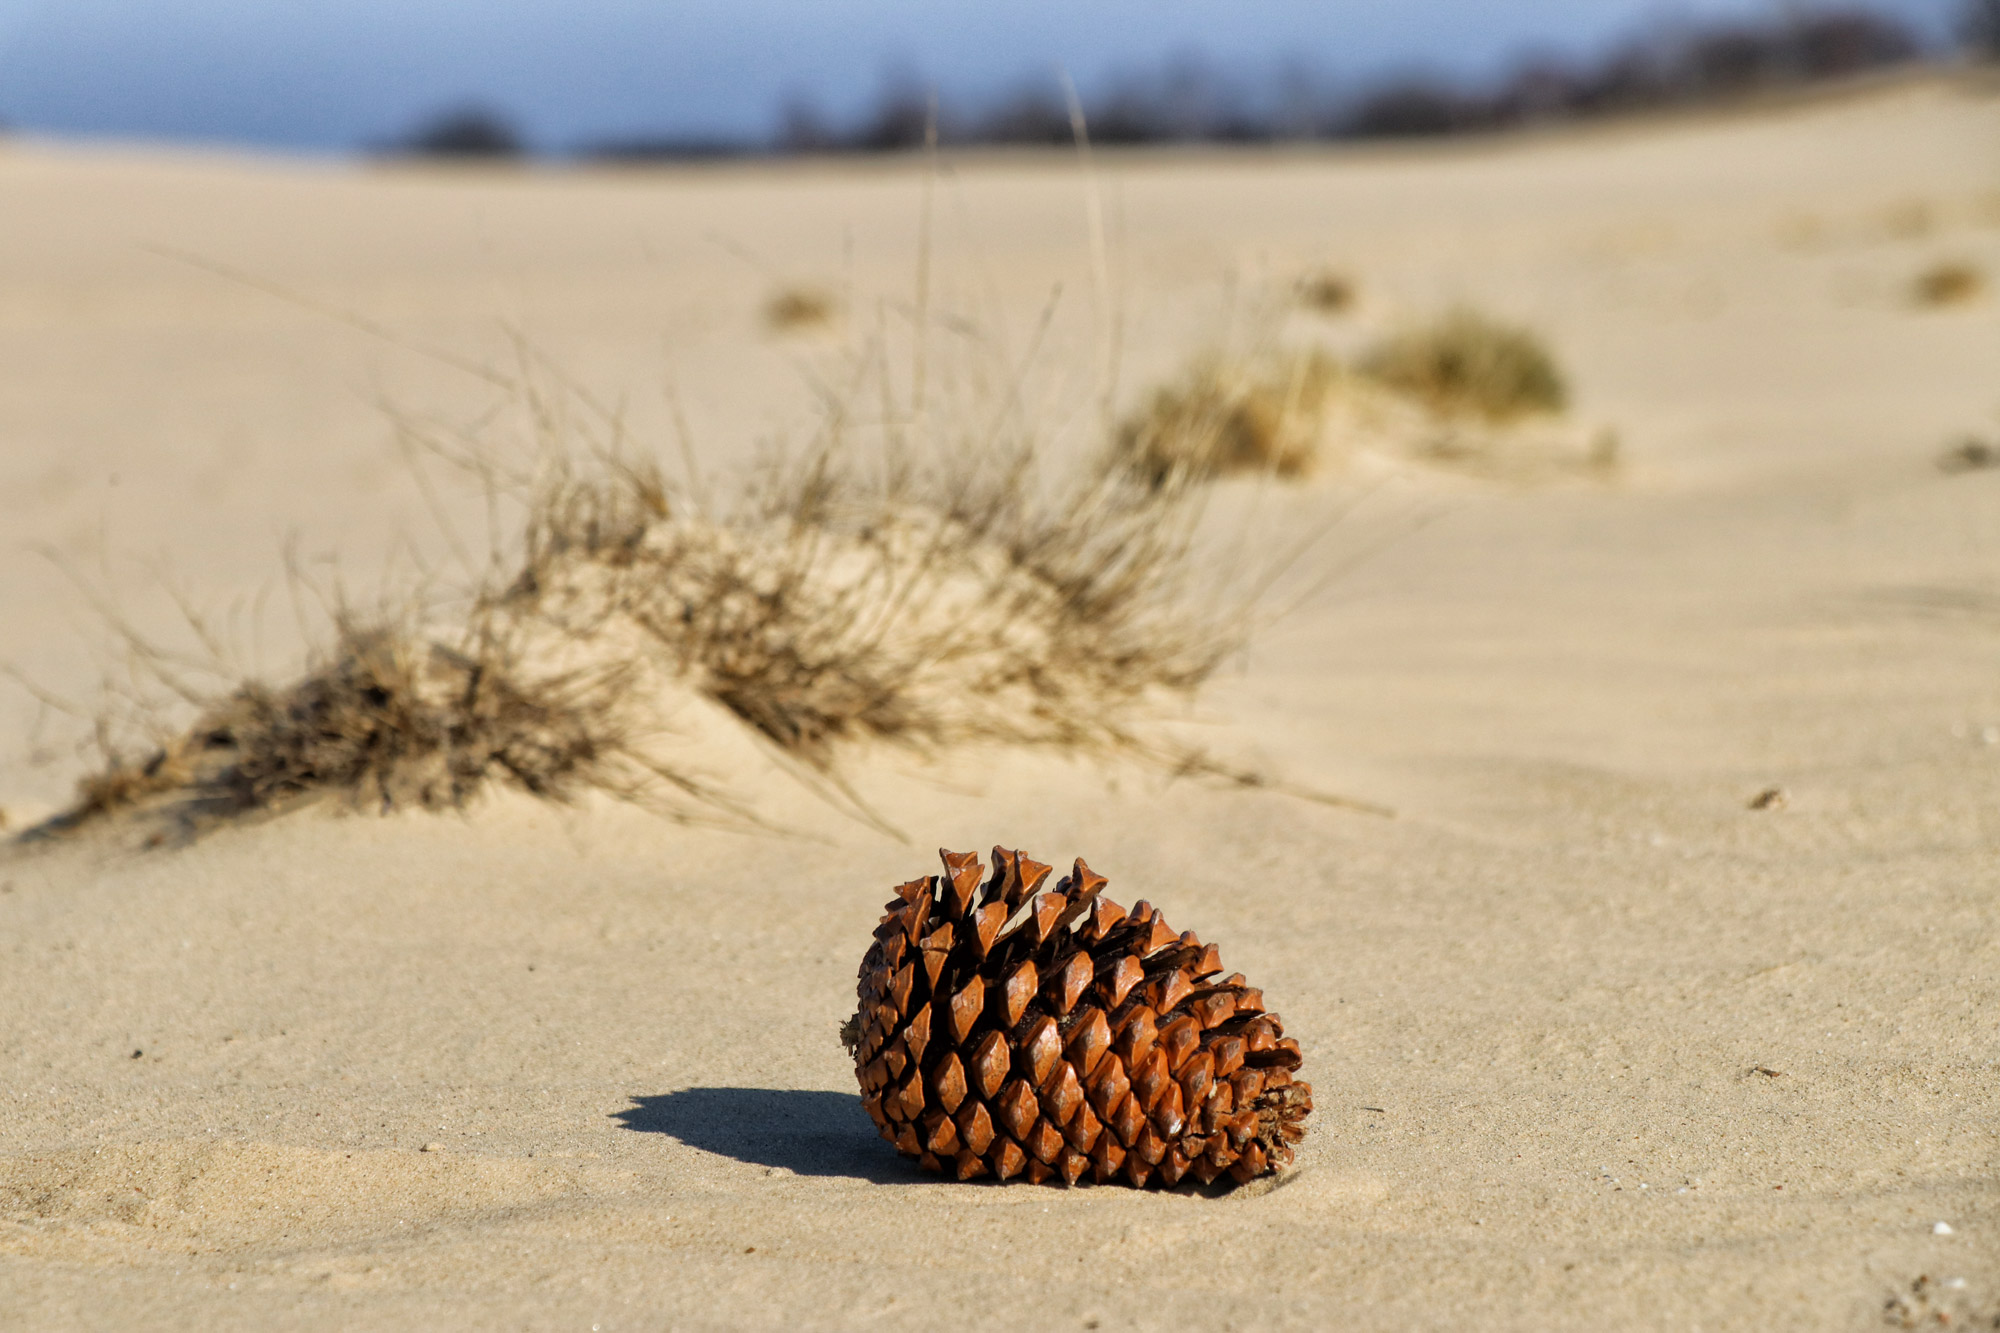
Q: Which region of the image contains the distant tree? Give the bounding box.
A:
[1083,58,1270,145]
[1681,22,1787,94]
[855,71,934,151]
[1343,78,1481,137]
[1963,0,2000,58]
[1535,6,1918,122]
[1789,11,1919,77]
[399,105,524,158]
[580,135,750,163]
[1269,62,1339,140]
[972,83,1074,147]
[776,96,837,153]
[1488,57,1587,126]
[1086,87,1167,145]
[1573,42,1678,113]
[742,4,1939,158]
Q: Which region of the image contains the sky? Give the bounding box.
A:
[0,0,1956,153]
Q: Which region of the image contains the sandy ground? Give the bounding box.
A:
[3,77,1998,1330]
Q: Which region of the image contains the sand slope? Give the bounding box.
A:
[3,78,1998,1329]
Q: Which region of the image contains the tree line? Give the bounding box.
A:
[396,2,1998,161]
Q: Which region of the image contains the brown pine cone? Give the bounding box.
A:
[841,847,1312,1187]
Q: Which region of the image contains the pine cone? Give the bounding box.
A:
[841,847,1312,1187]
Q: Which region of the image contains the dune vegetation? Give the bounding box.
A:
[35,338,1308,844]
[1112,307,1576,486]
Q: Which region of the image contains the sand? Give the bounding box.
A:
[2,76,1998,1329]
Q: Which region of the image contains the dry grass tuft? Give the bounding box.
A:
[31,604,684,842]
[1911,259,1985,308]
[495,425,1238,779]
[1114,352,1342,488]
[1357,308,1567,423]
[28,341,1300,842]
[1937,435,1998,473]
[763,285,842,333]
[1294,270,1357,314]
[1113,306,1582,487]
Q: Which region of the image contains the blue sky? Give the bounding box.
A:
[0,0,1954,152]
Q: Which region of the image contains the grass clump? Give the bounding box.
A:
[1112,305,1579,487]
[764,285,842,333]
[1357,308,1567,423]
[36,603,681,842]
[180,626,643,816]
[29,342,1289,843]
[1937,435,1998,473]
[1911,260,1985,308]
[496,422,1237,781]
[1115,352,1342,488]
[1294,270,1357,314]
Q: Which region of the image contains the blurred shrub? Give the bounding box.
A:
[1294,270,1357,314]
[1912,260,1986,307]
[1116,353,1340,487]
[1359,310,1567,423]
[764,285,842,332]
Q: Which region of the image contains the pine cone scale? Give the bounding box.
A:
[844,847,1312,1188]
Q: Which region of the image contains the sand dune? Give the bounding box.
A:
[3,77,1998,1329]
